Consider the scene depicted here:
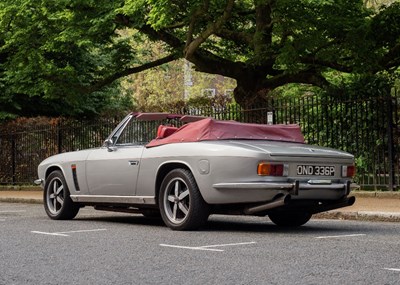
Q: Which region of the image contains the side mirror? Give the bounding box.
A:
[104,138,116,152]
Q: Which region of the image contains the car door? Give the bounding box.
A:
[85,145,144,196]
[85,115,149,196]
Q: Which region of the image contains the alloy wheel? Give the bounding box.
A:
[46,177,65,215]
[163,178,190,224]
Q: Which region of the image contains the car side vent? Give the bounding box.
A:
[71,164,80,191]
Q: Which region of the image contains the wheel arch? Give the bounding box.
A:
[155,162,193,204]
[44,165,65,179]
[45,165,66,183]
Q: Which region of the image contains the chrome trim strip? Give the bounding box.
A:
[213,182,294,190]
[307,179,332,185]
[34,179,43,185]
[213,182,359,191]
[70,195,156,205]
[350,183,360,189]
[299,184,344,190]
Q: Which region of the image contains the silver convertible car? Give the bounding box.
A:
[36,113,358,230]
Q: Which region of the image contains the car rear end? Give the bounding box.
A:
[263,147,357,200]
[208,140,357,206]
[202,140,358,225]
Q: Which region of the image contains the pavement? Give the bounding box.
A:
[0,187,400,222]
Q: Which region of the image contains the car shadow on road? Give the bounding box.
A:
[75,213,366,235]
[75,214,166,227]
[202,215,375,235]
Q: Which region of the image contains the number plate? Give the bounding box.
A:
[296,165,335,176]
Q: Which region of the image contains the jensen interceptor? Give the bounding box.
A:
[36,113,358,230]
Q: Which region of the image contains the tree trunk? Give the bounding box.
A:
[233,76,274,124]
[234,74,269,106]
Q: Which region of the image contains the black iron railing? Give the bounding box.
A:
[0,94,398,190]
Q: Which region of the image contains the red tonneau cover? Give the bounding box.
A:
[146,118,304,147]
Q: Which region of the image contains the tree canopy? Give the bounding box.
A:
[1,0,399,117]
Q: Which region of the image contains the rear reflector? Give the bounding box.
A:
[258,163,287,176]
[342,165,356,178]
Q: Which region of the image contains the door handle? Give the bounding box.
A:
[129,160,139,166]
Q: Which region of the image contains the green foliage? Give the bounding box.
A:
[0,0,134,118]
[271,84,322,99]
[371,2,400,46]
[1,0,399,118]
[296,72,396,185]
[274,0,373,71]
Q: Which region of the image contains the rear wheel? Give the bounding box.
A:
[44,170,79,220]
[159,169,209,230]
[268,211,312,227]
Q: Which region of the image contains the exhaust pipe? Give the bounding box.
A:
[244,194,291,215]
[311,196,356,214]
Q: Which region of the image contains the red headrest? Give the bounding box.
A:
[157,125,178,139]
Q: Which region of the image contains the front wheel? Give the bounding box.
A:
[159,169,209,230]
[44,170,80,220]
[268,211,312,227]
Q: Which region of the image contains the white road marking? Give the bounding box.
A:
[315,234,366,239]
[201,241,257,248]
[31,231,69,237]
[160,241,256,252]
[31,228,107,237]
[56,229,107,234]
[383,268,400,272]
[160,244,224,252]
[0,210,26,213]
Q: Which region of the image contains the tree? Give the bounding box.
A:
[116,0,400,106]
[0,0,143,117]
[1,0,399,117]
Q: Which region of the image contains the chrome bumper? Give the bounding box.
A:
[34,179,43,186]
[213,181,359,196]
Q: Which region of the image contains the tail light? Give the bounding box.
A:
[342,165,356,178]
[258,163,288,176]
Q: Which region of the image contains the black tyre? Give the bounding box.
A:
[44,170,80,220]
[268,211,312,227]
[159,169,209,230]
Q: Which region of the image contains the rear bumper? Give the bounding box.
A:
[212,180,359,201]
[213,181,358,191]
[34,178,43,186]
[243,194,356,215]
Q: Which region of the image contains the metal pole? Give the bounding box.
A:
[387,96,395,191]
[11,134,16,185]
[57,121,62,154]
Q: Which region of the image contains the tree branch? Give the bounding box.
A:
[184,0,235,59]
[300,56,353,73]
[263,68,330,90]
[164,22,186,29]
[139,24,185,50]
[186,1,210,46]
[378,43,400,70]
[189,50,246,78]
[215,28,253,46]
[138,23,246,79]
[118,12,276,82]
[253,0,275,57]
[86,53,179,93]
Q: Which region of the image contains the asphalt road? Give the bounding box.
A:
[1,202,399,285]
